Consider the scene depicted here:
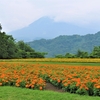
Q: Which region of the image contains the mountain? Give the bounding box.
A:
[8,16,95,42]
[27,32,100,57]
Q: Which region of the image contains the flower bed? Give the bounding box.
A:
[0,62,100,96]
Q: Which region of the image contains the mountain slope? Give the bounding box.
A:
[8,16,95,41]
[28,32,100,57]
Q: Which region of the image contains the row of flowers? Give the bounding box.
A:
[0,62,100,96]
[0,62,45,90]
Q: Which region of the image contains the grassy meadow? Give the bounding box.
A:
[0,86,100,100]
[0,58,100,100]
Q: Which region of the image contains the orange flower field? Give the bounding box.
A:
[0,62,100,96]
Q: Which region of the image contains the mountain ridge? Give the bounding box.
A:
[28,31,100,57]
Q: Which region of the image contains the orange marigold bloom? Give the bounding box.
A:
[39,86,43,90]
[0,82,2,86]
[31,85,34,88]
[76,82,80,87]
[96,85,100,89]
[64,83,68,87]
[57,79,61,83]
[25,84,29,88]
[91,79,98,83]
[15,83,20,87]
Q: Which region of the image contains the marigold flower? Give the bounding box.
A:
[39,86,43,90]
[0,82,2,86]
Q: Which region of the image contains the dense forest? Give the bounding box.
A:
[28,32,100,57]
[0,24,45,59]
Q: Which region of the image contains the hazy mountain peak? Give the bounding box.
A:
[29,16,54,27]
[8,16,97,42]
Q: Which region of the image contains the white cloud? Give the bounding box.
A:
[0,0,44,32]
[1,0,100,32]
[37,0,100,24]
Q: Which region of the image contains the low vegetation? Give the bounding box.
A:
[0,86,100,100]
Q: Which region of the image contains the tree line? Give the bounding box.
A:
[0,24,46,59]
[55,46,100,58]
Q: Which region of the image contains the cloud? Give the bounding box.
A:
[0,0,44,32]
[34,0,100,24]
[1,0,100,32]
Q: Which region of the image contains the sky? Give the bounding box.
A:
[1,0,100,33]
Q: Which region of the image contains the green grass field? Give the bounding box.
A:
[0,86,100,100]
[31,61,100,66]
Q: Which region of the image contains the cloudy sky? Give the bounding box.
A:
[1,0,100,33]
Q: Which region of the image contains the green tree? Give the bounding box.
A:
[90,46,100,58]
[0,24,2,32]
[17,41,45,58]
[55,54,64,58]
[0,31,17,58]
[17,41,33,58]
[65,53,75,58]
[75,50,89,58]
[0,32,8,58]
[6,35,17,58]
[17,41,35,52]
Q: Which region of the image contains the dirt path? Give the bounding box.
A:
[45,83,64,93]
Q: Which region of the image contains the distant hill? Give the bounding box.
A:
[8,16,96,42]
[28,32,100,57]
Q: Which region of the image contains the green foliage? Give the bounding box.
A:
[86,82,94,96]
[28,32,100,57]
[75,50,89,58]
[93,88,100,96]
[90,46,100,58]
[65,53,75,58]
[19,81,26,88]
[55,47,100,58]
[0,23,2,32]
[55,54,65,58]
[76,88,88,95]
[0,32,16,58]
[0,24,45,59]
